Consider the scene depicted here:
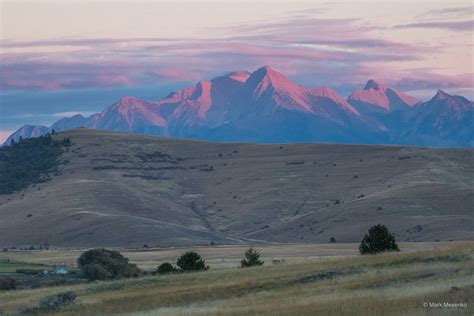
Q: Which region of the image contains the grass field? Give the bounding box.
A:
[0,260,83,291]
[0,241,456,270]
[0,242,472,315]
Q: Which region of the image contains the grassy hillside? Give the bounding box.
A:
[0,128,473,247]
[0,243,472,315]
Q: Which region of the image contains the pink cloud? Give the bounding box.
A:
[394,20,474,31]
[2,79,64,90]
[0,13,470,94]
[95,74,134,86]
[394,73,474,91]
[147,69,203,82]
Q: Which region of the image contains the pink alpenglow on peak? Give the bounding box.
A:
[310,86,360,115]
[363,79,389,91]
[170,80,213,121]
[114,96,165,126]
[243,66,314,112]
[226,71,251,83]
[89,96,166,131]
[152,71,253,130]
[245,66,302,97]
[433,89,452,100]
[246,67,293,91]
[229,66,361,125]
[348,79,420,113]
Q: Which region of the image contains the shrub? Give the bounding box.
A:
[39,292,76,310]
[176,252,208,272]
[359,224,399,254]
[154,262,177,275]
[0,277,16,291]
[78,248,141,281]
[241,247,264,268]
[329,237,336,243]
[81,264,112,281]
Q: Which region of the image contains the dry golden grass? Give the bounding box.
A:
[0,242,472,315]
[0,241,455,270]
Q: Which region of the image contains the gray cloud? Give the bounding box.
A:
[394,20,474,31]
[418,6,474,20]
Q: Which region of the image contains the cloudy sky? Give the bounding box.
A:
[0,0,473,142]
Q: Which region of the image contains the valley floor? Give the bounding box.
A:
[0,242,472,315]
[0,242,460,270]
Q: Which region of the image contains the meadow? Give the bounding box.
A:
[0,242,472,315]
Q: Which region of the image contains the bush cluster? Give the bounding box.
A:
[153,262,177,275]
[0,277,16,291]
[153,252,209,275]
[78,249,142,281]
[39,292,76,310]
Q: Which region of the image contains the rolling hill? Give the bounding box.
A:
[0,128,472,247]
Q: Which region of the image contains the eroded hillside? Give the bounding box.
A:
[0,129,472,247]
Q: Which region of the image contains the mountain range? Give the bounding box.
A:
[4,66,473,147]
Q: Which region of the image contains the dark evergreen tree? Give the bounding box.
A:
[176,252,208,272]
[359,224,399,254]
[240,247,264,267]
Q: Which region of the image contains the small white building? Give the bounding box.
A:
[51,266,69,275]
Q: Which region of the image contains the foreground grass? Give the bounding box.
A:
[0,243,472,315]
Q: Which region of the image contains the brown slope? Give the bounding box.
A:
[0,128,472,247]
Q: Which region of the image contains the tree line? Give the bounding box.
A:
[77,224,397,281]
[0,134,71,194]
